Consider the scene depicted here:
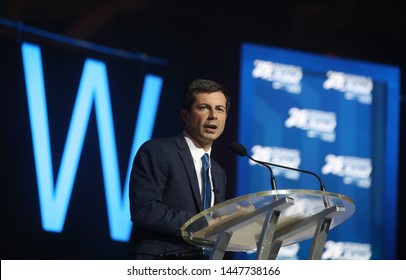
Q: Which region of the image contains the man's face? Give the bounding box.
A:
[181,91,227,151]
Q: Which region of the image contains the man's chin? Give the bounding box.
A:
[203,132,219,141]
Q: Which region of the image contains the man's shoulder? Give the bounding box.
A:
[140,134,184,150]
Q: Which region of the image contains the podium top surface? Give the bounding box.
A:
[181,189,355,252]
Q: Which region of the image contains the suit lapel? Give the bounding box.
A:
[175,135,203,211]
[211,161,222,204]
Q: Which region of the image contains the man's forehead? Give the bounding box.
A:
[195,92,226,104]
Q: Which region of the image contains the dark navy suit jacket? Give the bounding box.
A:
[129,133,227,258]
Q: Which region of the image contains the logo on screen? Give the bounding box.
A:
[250,145,301,180]
[323,71,373,105]
[322,240,372,260]
[285,107,337,142]
[322,154,372,188]
[252,59,302,94]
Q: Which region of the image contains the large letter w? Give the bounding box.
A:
[21,42,163,241]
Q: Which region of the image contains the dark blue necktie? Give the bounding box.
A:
[202,153,212,210]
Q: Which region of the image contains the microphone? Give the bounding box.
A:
[230,141,278,191]
[230,142,327,192]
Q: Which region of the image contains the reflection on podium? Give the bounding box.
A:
[181,189,355,260]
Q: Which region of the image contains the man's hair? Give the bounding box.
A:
[181,79,231,112]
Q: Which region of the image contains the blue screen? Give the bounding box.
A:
[237,42,400,259]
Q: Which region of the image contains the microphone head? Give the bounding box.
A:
[229,141,248,157]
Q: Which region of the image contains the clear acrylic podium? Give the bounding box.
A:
[181,189,355,260]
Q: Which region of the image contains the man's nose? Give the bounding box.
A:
[208,110,217,119]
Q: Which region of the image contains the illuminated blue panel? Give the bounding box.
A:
[21,42,163,242]
[22,43,63,231]
[109,75,163,241]
[238,42,400,259]
[123,75,163,212]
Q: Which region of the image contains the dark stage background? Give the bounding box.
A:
[1,0,404,260]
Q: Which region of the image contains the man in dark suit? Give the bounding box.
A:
[129,79,230,259]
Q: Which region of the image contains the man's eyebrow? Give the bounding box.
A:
[196,102,226,108]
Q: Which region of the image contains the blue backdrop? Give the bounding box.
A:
[236,42,400,259]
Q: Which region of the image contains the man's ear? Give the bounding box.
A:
[180,109,189,123]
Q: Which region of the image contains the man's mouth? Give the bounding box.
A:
[204,124,218,133]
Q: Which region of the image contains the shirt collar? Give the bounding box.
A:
[183,131,211,161]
